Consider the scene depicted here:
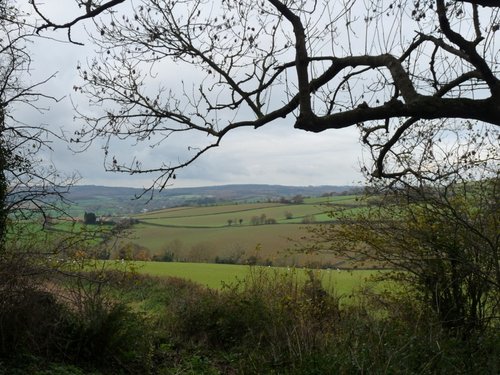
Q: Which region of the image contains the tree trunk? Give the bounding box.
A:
[0,106,8,247]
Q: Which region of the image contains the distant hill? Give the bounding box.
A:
[64,184,363,216]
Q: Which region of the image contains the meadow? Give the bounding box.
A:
[7,194,366,269]
[123,195,365,266]
[131,260,379,294]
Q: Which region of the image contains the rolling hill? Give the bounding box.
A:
[63,184,362,216]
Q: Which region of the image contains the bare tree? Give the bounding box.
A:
[32,0,494,190]
[0,2,75,243]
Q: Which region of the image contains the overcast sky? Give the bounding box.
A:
[18,2,366,189]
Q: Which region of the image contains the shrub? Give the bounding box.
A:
[64,302,153,373]
[0,288,68,358]
[301,214,316,224]
[164,267,341,369]
[154,265,499,374]
[309,177,500,337]
[83,212,96,225]
[0,251,153,374]
[114,242,151,261]
[152,250,175,262]
[187,241,216,262]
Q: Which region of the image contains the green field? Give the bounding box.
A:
[15,195,366,268]
[7,220,103,246]
[130,261,379,295]
[123,195,366,266]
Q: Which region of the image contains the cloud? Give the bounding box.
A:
[42,121,364,188]
[176,124,364,187]
[14,2,366,189]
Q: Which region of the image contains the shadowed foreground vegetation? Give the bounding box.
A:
[1,264,498,374]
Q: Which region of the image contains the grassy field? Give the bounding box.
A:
[123,195,365,266]
[13,195,366,267]
[130,261,380,295]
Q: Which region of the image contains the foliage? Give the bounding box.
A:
[1,263,498,374]
[0,255,153,374]
[64,301,152,372]
[152,250,175,262]
[83,212,97,225]
[0,216,153,373]
[161,267,341,368]
[122,261,377,291]
[301,214,316,224]
[0,276,67,357]
[128,269,499,374]
[308,176,500,337]
[114,241,152,261]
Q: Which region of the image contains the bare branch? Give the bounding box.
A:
[68,0,499,187]
[455,0,500,8]
[32,0,126,44]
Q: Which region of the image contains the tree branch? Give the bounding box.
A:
[436,0,500,95]
[32,0,125,44]
[302,96,499,132]
[454,0,500,7]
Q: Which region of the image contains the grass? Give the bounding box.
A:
[136,203,328,227]
[130,221,305,248]
[134,202,284,219]
[124,197,369,266]
[4,193,499,374]
[128,261,378,294]
[125,222,352,266]
[134,195,366,226]
[6,220,113,250]
[4,259,497,375]
[8,195,369,268]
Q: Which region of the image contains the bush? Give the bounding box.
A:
[301,214,316,224]
[0,295,152,374]
[0,288,68,358]
[0,256,153,374]
[152,250,175,262]
[114,242,152,261]
[310,177,500,337]
[154,267,499,374]
[64,302,153,373]
[164,267,340,370]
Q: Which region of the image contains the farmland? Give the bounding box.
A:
[62,184,360,216]
[131,261,378,293]
[8,192,366,269]
[120,195,365,267]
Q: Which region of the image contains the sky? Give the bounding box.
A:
[16,1,367,189]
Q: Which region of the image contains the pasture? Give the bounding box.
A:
[130,261,379,295]
[5,195,365,268]
[125,195,366,266]
[10,194,367,268]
